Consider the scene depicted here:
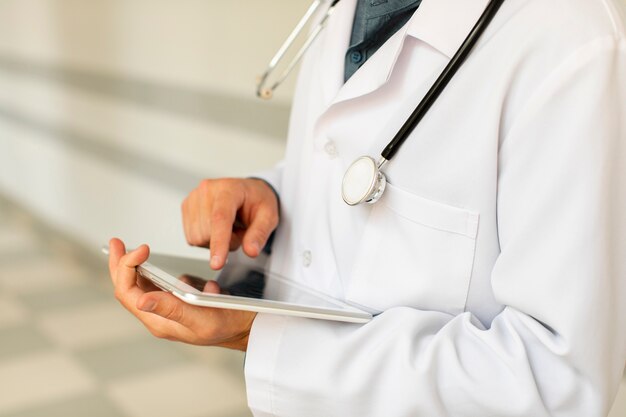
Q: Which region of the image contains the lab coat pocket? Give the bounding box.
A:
[346,183,479,315]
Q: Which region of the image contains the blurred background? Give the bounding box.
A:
[0,1,623,416]
[0,1,305,416]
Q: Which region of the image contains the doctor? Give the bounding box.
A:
[108,0,626,415]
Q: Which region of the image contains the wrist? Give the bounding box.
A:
[216,312,256,351]
[218,333,250,351]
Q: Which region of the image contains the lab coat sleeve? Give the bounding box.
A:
[250,160,285,196]
[244,37,626,417]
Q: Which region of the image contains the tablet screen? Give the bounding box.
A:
[140,253,364,313]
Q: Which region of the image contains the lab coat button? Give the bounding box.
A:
[302,250,312,267]
[324,141,338,158]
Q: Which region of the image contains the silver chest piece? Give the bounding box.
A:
[341,156,387,206]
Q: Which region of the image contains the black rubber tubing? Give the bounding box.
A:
[381,0,506,161]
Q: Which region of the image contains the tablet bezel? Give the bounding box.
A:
[104,248,372,324]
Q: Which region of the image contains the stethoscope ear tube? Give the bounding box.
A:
[256,0,342,100]
[381,0,505,161]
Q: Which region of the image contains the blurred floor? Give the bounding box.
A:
[0,197,251,417]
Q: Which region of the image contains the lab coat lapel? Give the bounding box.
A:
[317,0,357,110]
[406,0,491,58]
[324,5,411,108]
[313,0,411,136]
[317,0,490,115]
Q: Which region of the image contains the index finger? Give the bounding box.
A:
[209,197,237,270]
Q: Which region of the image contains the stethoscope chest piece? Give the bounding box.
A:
[341,156,387,206]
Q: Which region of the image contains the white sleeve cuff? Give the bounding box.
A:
[249,162,284,196]
[245,313,288,416]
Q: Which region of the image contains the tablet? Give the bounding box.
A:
[102,248,372,324]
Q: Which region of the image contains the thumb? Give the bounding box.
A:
[137,292,197,328]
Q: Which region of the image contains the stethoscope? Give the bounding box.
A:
[257,0,505,206]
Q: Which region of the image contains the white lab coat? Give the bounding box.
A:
[245,0,626,415]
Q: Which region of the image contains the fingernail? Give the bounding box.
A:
[210,255,222,269]
[139,300,156,312]
[252,242,261,254]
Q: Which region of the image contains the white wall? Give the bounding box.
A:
[0,0,310,256]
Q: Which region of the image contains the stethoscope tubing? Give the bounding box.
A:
[256,0,342,99]
[381,0,505,162]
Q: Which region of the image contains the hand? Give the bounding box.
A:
[108,238,256,351]
[182,178,279,270]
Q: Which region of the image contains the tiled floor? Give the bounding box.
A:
[0,198,251,417]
